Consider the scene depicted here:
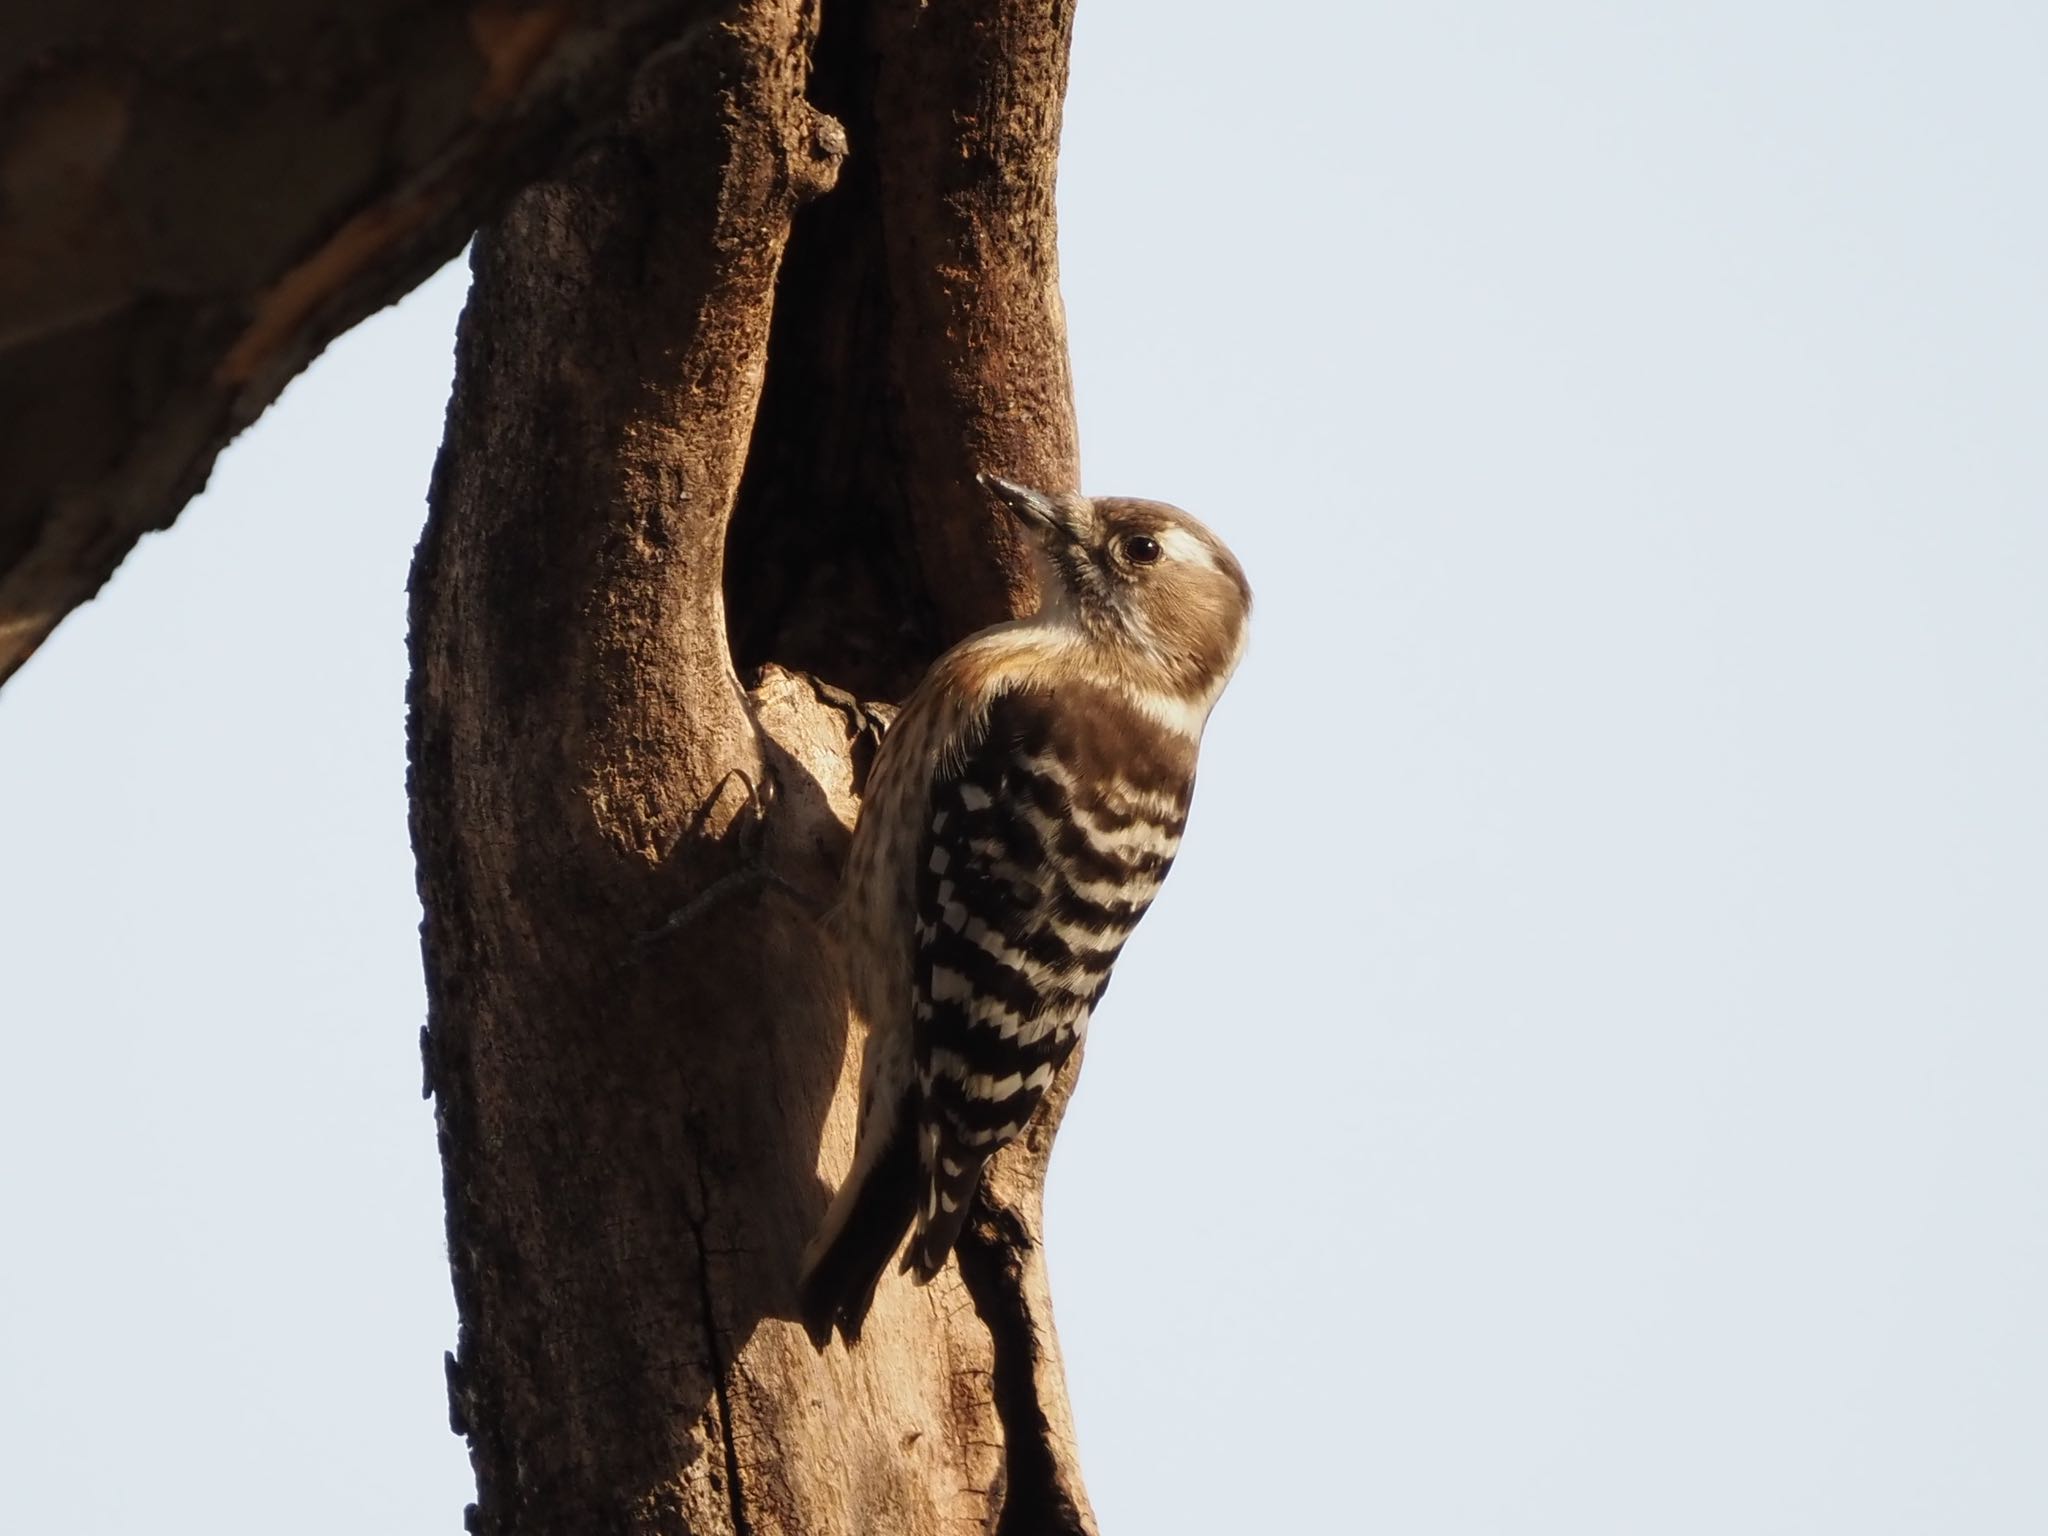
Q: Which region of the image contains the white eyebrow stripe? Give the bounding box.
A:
[1156,527,1217,571]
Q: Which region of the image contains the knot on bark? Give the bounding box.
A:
[786,104,847,204]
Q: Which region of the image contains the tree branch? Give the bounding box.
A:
[0,0,726,685]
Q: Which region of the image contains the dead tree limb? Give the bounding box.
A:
[409,1,1096,1530]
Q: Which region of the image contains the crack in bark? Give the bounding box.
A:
[955,1201,1091,1536]
[687,1206,756,1536]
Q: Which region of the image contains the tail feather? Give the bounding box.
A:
[797,1109,918,1346]
[902,1137,990,1282]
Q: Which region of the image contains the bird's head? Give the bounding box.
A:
[979,474,1252,708]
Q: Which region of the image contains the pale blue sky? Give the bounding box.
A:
[5,4,2045,1531]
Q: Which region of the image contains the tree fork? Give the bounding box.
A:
[408,1,1094,1531]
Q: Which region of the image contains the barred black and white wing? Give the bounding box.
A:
[903,685,1193,1278]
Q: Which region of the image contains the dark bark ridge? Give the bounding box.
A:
[410,2,1095,1532]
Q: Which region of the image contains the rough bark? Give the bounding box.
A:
[408,1,1093,1532]
[0,0,731,684]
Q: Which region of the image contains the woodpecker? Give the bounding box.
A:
[798,474,1251,1343]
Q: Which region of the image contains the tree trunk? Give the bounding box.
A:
[407,2,1097,1531]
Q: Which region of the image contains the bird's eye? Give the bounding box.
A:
[1123,534,1162,566]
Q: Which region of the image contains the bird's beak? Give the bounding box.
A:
[978,472,1082,546]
